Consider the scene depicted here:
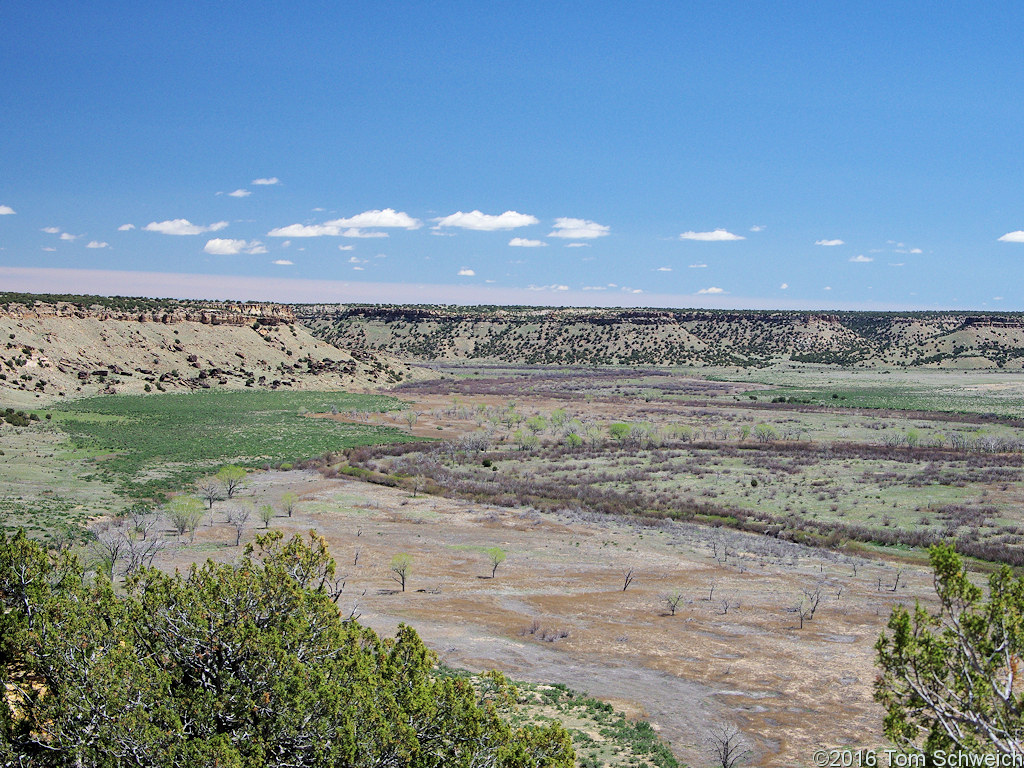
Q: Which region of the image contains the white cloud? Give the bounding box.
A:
[656,266,672,271]
[374,253,387,259]
[910,248,923,254]
[348,256,367,264]
[566,242,590,248]
[581,285,607,291]
[0,205,15,215]
[435,210,538,231]
[697,286,725,294]
[457,268,476,276]
[549,217,609,239]
[228,189,251,198]
[528,284,569,291]
[273,259,293,265]
[889,262,905,267]
[41,246,56,252]
[204,238,265,255]
[338,244,355,251]
[146,219,228,236]
[824,286,832,290]
[994,296,1004,301]
[680,229,744,241]
[750,225,764,232]
[689,263,707,269]
[86,241,109,249]
[59,232,78,241]
[326,208,421,230]
[998,231,1024,243]
[815,239,844,246]
[118,224,135,231]
[42,226,61,234]
[780,283,789,290]
[342,228,389,238]
[509,237,547,247]
[352,266,364,271]
[849,254,873,263]
[252,177,280,185]
[268,223,340,237]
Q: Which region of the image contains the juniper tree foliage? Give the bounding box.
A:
[875,543,1024,757]
[0,529,574,768]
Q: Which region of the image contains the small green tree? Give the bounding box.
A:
[258,503,275,529]
[608,422,631,441]
[486,547,507,578]
[390,553,413,592]
[167,495,203,542]
[876,543,1024,757]
[216,464,247,499]
[281,491,298,518]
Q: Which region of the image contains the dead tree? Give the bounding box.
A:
[707,724,751,768]
[663,591,685,616]
[622,567,636,592]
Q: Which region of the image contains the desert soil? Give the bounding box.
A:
[161,469,939,768]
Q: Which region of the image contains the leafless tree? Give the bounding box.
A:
[197,479,222,510]
[663,590,685,616]
[125,535,166,575]
[708,724,751,768]
[622,567,636,592]
[226,507,251,547]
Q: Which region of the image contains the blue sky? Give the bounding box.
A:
[1,1,1022,309]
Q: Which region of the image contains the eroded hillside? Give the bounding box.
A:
[298,304,1024,368]
[0,294,411,403]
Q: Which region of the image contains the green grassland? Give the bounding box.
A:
[47,390,417,499]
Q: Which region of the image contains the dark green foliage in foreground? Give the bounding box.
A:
[50,390,417,499]
[876,543,1024,757]
[0,529,574,767]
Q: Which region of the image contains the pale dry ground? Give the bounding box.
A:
[160,470,939,768]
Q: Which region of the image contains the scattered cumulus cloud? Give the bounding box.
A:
[251,177,280,185]
[549,217,609,239]
[750,225,764,232]
[42,246,56,252]
[910,248,923,254]
[824,286,832,290]
[656,267,672,272]
[268,223,340,237]
[204,238,265,255]
[780,283,789,290]
[228,189,251,198]
[680,229,744,241]
[59,233,78,241]
[697,287,725,294]
[849,254,873,263]
[509,237,547,247]
[342,228,389,238]
[435,210,538,231]
[457,268,476,276]
[994,296,1004,301]
[889,262,905,267]
[338,244,355,251]
[566,242,590,248]
[348,256,367,264]
[328,209,421,230]
[581,285,607,291]
[118,224,135,231]
[273,259,293,265]
[998,231,1024,243]
[0,205,15,215]
[86,241,109,249]
[146,219,228,236]
[42,227,61,234]
[689,263,707,269]
[529,284,570,291]
[815,239,844,247]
